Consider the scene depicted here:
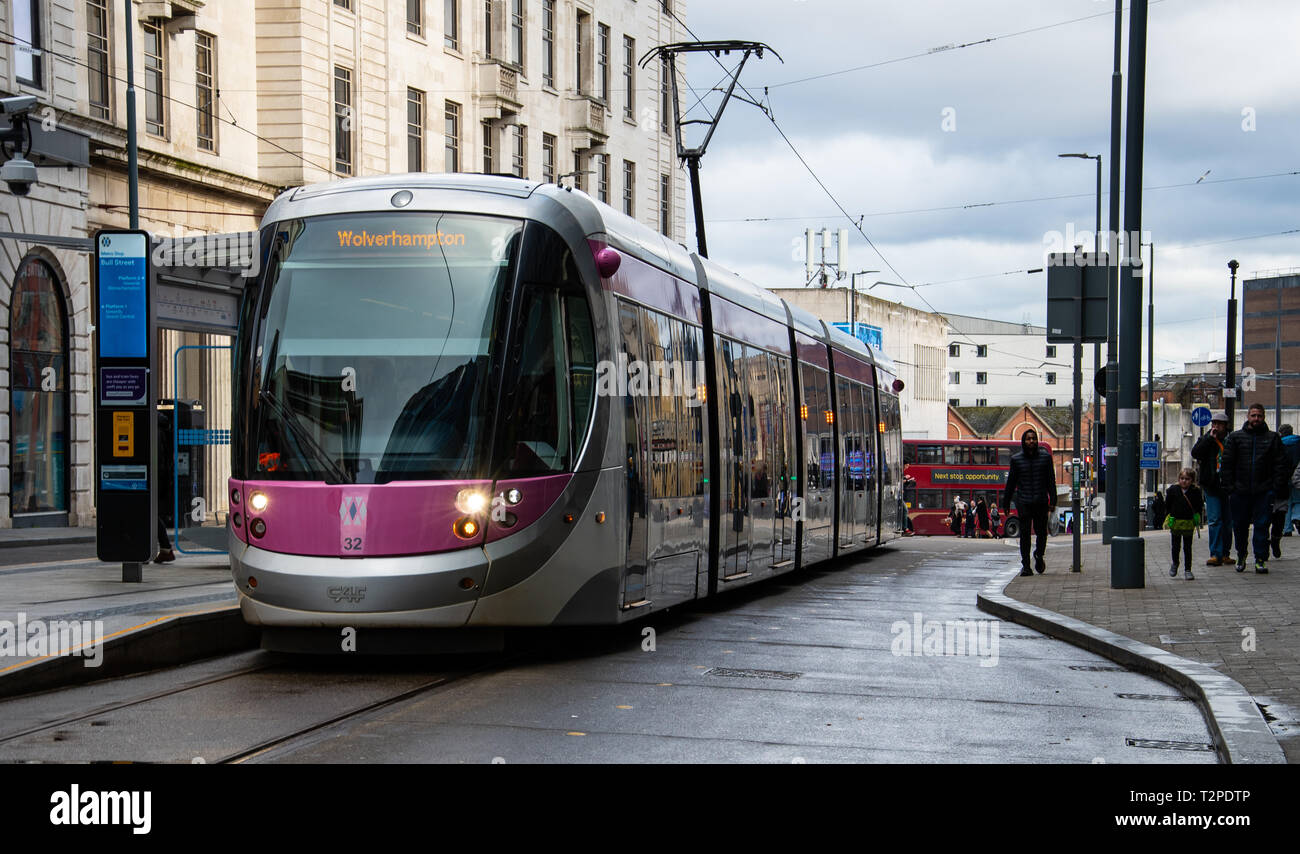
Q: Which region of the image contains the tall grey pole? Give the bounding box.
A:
[1145,241,1154,494]
[1104,0,1124,544]
[1227,261,1238,427]
[1276,280,1282,427]
[124,0,139,228]
[1112,0,1149,589]
[1073,335,1082,570]
[1092,155,1102,534]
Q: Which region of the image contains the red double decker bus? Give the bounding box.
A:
[903,439,1055,537]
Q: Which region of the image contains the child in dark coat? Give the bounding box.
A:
[1165,467,1204,580]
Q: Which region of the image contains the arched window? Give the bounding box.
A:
[9,256,69,521]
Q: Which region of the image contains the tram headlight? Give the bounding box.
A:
[249,491,269,513]
[453,516,480,539]
[504,488,523,506]
[456,489,489,515]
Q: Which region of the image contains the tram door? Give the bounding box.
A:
[859,384,878,543]
[746,348,773,573]
[618,302,650,608]
[771,354,793,567]
[715,339,749,581]
[837,377,858,549]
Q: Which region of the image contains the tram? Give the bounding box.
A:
[228,174,905,642]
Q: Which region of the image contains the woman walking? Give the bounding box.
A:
[1165,467,1204,580]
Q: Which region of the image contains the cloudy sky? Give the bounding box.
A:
[676,0,1298,375]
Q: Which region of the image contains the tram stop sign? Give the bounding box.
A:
[1191,406,1212,428]
[1140,441,1161,470]
[94,230,157,574]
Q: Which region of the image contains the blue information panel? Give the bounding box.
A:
[97,232,149,359]
[830,321,884,351]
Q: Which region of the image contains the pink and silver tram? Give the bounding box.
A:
[228,174,904,646]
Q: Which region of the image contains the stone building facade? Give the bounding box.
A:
[0,0,689,529]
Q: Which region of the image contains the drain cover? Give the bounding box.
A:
[706,668,802,680]
[1116,693,1192,702]
[1069,665,1126,672]
[1125,738,1215,752]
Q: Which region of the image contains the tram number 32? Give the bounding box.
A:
[344,537,363,551]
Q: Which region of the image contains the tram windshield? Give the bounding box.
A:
[247,212,522,482]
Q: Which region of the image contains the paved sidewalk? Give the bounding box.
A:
[1004,528,1300,762]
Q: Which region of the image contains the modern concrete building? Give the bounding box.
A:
[0,0,689,530]
[1242,269,1300,412]
[945,312,1098,411]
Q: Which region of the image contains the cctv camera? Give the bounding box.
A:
[0,95,37,116]
[1,156,38,196]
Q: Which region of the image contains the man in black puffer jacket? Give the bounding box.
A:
[1220,403,1289,573]
[1003,428,1057,576]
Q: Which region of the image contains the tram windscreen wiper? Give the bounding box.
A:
[258,388,351,484]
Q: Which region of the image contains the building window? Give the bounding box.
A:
[1046,345,1057,358]
[142,21,166,135]
[14,0,43,87]
[408,0,423,36]
[1045,399,1057,408]
[10,257,69,517]
[976,372,987,384]
[511,124,525,178]
[334,66,353,174]
[597,154,609,203]
[659,173,670,235]
[949,398,960,407]
[87,0,112,119]
[510,0,523,66]
[334,0,352,9]
[949,372,960,384]
[445,0,459,49]
[622,160,635,215]
[484,0,492,57]
[949,343,960,357]
[482,120,494,172]
[623,36,636,119]
[542,133,556,182]
[976,344,988,357]
[573,150,585,191]
[976,398,987,407]
[407,88,425,171]
[195,32,217,152]
[444,101,460,171]
[1045,372,1057,385]
[661,58,671,133]
[541,0,554,87]
[597,24,610,103]
[575,12,590,94]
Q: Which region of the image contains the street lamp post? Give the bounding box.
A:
[1059,152,1103,538]
[849,270,880,333]
[1144,241,1154,495]
[1227,260,1239,427]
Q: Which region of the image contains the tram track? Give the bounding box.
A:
[0,644,536,763]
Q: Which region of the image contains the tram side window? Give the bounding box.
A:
[496,286,570,475]
[566,293,596,450]
[643,308,679,499]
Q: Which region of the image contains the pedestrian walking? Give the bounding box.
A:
[1003,428,1057,576]
[1192,410,1232,566]
[1276,424,1300,545]
[964,499,977,537]
[989,501,1002,537]
[976,495,990,538]
[947,498,964,536]
[1220,402,1289,573]
[1164,468,1203,580]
